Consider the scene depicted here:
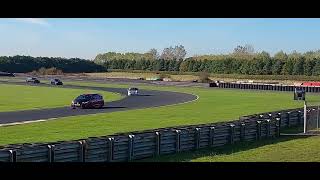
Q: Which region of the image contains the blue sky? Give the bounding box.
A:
[1,18,320,59]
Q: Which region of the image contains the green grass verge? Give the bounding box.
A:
[0,81,319,146]
[141,135,320,162]
[0,84,122,112]
[140,126,320,162]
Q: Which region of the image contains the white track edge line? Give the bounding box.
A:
[0,118,57,127]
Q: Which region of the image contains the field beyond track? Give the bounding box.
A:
[0,84,122,112]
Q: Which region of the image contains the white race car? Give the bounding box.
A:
[127,87,139,96]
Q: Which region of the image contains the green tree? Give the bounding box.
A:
[292,58,304,75]
[187,60,195,72]
[179,60,189,72]
[272,60,283,75]
[304,59,314,76]
[312,60,320,76]
[282,59,294,75]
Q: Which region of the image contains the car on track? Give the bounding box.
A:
[0,71,15,77]
[127,87,139,96]
[26,77,40,83]
[71,94,104,109]
[50,78,63,85]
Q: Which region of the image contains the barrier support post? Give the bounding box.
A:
[195,128,201,150]
[128,135,135,161]
[107,137,114,162]
[155,132,161,156]
[240,123,246,142]
[209,127,215,147]
[9,150,16,162]
[275,118,281,137]
[256,121,262,140]
[175,130,181,153]
[229,124,235,144]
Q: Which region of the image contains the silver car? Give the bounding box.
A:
[26,77,40,83]
[127,87,139,96]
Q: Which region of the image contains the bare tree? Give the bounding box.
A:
[173,45,187,60]
[233,44,254,55]
[244,44,254,54]
[148,48,159,60]
[160,47,175,60]
[160,45,187,60]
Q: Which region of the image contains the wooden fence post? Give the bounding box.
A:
[175,130,181,153]
[209,127,215,147]
[107,137,114,162]
[128,135,135,161]
[155,132,161,156]
[229,124,235,144]
[194,128,201,150]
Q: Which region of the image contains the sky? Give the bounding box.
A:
[1,18,320,60]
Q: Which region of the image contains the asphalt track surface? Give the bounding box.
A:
[0,81,197,125]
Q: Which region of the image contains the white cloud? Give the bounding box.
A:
[14,18,50,26]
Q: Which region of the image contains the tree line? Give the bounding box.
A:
[0,55,106,73]
[186,50,320,76]
[94,45,320,76]
[94,45,187,64]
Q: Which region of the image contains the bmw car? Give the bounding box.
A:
[50,78,63,85]
[127,87,139,96]
[26,77,40,83]
[71,94,104,109]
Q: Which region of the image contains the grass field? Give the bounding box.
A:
[0,80,319,146]
[142,134,320,162]
[0,84,122,112]
[140,125,320,162]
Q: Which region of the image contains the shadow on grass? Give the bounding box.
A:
[138,126,310,162]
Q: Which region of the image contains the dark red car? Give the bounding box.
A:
[71,94,104,109]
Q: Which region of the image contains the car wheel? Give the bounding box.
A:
[81,104,86,109]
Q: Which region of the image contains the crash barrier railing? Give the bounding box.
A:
[216,82,320,92]
[0,108,304,162]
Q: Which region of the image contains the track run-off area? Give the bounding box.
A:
[0,81,198,125]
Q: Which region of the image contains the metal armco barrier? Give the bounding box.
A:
[217,82,320,92]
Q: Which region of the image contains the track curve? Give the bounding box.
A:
[0,82,198,125]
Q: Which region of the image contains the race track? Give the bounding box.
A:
[0,82,197,125]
